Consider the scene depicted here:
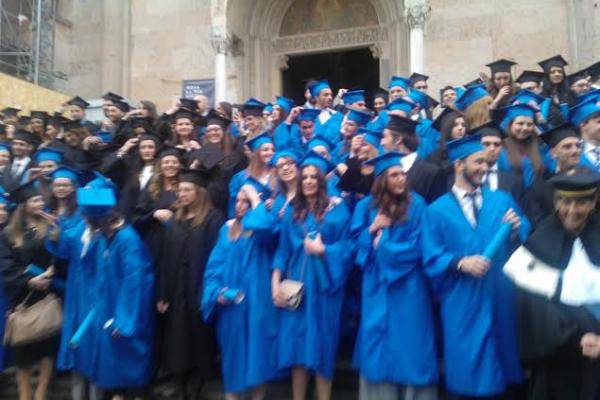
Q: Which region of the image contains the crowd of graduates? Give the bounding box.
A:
[0,53,599,400]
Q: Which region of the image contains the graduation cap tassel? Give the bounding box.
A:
[482,223,512,261]
[69,308,97,348]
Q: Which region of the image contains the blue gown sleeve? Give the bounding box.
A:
[348,198,374,270]
[273,210,292,274]
[273,122,293,150]
[321,203,352,291]
[45,227,77,260]
[113,232,154,337]
[201,225,230,322]
[421,206,460,292]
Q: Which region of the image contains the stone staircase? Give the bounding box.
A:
[0,363,359,399]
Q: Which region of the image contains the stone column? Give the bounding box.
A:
[404,0,431,73]
[210,27,233,103]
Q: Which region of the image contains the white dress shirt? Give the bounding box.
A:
[139,165,154,189]
[483,163,499,191]
[317,108,335,125]
[400,152,418,172]
[11,156,30,177]
[583,141,600,168]
[452,185,482,228]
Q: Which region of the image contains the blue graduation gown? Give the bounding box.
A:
[497,147,554,188]
[202,204,279,393]
[422,189,531,396]
[46,216,99,377]
[92,225,154,389]
[314,112,343,146]
[351,194,438,386]
[228,170,249,218]
[273,198,352,378]
[416,119,440,160]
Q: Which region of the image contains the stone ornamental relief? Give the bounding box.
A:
[272,26,388,54]
[279,0,379,37]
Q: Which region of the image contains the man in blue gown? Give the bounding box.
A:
[422,134,531,399]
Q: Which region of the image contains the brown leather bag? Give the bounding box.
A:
[4,292,63,346]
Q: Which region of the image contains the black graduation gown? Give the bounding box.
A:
[155,209,224,376]
[515,215,600,400]
[132,188,177,261]
[426,148,454,190]
[337,156,373,196]
[407,158,447,203]
[0,231,58,366]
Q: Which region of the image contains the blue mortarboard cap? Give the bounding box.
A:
[244,176,273,199]
[499,103,538,132]
[346,108,372,126]
[297,108,320,122]
[388,75,411,90]
[342,90,365,106]
[364,151,404,176]
[308,79,331,98]
[386,97,416,113]
[0,142,11,152]
[34,147,64,163]
[271,149,300,166]
[454,84,489,111]
[358,127,383,148]
[264,103,273,113]
[511,89,548,107]
[245,132,274,152]
[95,131,113,143]
[300,150,335,174]
[275,96,295,114]
[408,89,428,109]
[77,188,116,217]
[86,172,118,191]
[243,98,267,117]
[569,97,600,126]
[51,166,80,185]
[308,135,335,151]
[575,88,600,105]
[447,133,485,161]
[454,86,466,99]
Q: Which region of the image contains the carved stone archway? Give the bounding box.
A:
[223,0,410,101]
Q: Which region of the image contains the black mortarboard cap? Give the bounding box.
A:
[47,112,70,127]
[549,169,600,197]
[385,114,418,135]
[192,144,226,170]
[30,111,49,121]
[62,119,84,132]
[180,168,210,188]
[66,96,90,109]
[138,133,162,147]
[567,69,590,86]
[538,55,568,73]
[1,107,20,117]
[9,181,40,204]
[372,88,389,101]
[102,92,124,102]
[158,146,184,161]
[18,116,31,127]
[130,116,153,131]
[409,72,429,85]
[516,70,545,84]
[172,108,198,123]
[179,98,198,112]
[432,107,462,132]
[13,129,39,145]
[468,120,503,138]
[586,60,600,82]
[206,109,231,129]
[539,122,580,148]
[113,99,130,113]
[486,59,517,74]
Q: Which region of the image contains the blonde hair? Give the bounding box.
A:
[148,159,180,201]
[175,185,212,228]
[4,204,49,248]
[464,95,492,128]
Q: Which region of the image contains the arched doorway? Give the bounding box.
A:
[224,0,409,101]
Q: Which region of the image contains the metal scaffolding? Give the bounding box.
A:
[0,0,56,88]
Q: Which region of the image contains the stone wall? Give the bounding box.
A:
[424,0,571,98]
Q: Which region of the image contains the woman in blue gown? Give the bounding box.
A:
[350,152,438,400]
[268,150,299,220]
[202,183,279,399]
[228,133,275,217]
[271,151,352,400]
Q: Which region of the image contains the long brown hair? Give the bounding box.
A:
[371,170,411,223]
[293,166,329,222]
[464,96,492,128]
[247,147,276,192]
[4,204,49,248]
[175,185,213,228]
[148,159,180,201]
[503,132,545,177]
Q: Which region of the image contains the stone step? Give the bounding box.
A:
[0,363,359,400]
